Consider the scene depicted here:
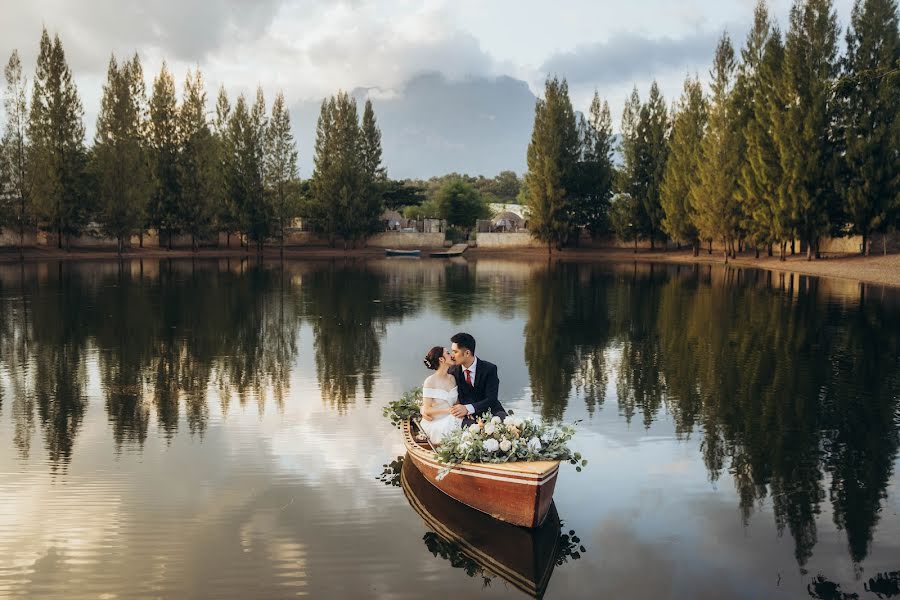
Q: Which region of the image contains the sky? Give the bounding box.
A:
[0,0,858,176]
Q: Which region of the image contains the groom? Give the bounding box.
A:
[447,332,506,426]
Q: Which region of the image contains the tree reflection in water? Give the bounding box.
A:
[522,262,900,569]
[0,258,898,575]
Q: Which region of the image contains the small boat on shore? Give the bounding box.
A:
[400,456,562,598]
[384,248,421,257]
[401,418,560,528]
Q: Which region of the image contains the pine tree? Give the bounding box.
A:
[634,81,669,249]
[661,76,707,254]
[148,62,180,249]
[573,92,616,238]
[226,90,268,251]
[839,0,900,254]
[777,0,840,259]
[617,87,651,245]
[213,86,239,247]
[692,32,743,263]
[735,1,776,256]
[264,91,299,256]
[2,50,30,257]
[92,54,150,254]
[524,77,579,254]
[178,68,217,251]
[27,29,88,250]
[359,98,385,241]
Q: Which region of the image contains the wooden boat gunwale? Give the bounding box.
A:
[401,418,560,527]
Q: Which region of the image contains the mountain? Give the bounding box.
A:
[291,72,538,179]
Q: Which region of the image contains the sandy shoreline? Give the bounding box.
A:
[1,245,898,288]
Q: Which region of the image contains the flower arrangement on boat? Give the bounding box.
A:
[384,387,586,479]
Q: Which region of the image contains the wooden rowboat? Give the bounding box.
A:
[402,418,560,528]
[384,248,421,257]
[400,455,561,598]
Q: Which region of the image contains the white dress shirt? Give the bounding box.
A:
[463,356,477,414]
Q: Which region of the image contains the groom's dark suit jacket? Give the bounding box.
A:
[449,358,506,423]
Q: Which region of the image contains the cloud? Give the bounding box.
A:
[540,30,724,88]
[0,0,286,74]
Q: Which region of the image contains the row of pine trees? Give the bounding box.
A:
[526,0,899,259]
[0,28,386,255]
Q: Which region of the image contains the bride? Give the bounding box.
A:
[419,346,462,444]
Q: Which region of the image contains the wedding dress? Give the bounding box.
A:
[419,385,462,445]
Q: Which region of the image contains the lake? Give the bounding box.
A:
[0,257,898,599]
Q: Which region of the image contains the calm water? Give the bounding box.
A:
[1,257,899,599]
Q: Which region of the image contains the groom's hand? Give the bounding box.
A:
[449,404,468,418]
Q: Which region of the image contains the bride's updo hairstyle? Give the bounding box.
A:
[423,346,444,370]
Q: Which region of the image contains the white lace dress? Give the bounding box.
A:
[419,385,462,445]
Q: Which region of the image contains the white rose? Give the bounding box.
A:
[483,438,500,452]
[509,416,524,428]
[491,416,502,425]
[527,437,542,452]
[499,439,512,452]
[484,423,496,435]
[469,423,481,434]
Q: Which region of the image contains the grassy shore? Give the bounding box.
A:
[2,245,898,288]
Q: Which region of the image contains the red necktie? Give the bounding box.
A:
[465,369,472,386]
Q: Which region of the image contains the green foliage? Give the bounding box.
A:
[691,33,743,259]
[609,193,643,245]
[264,91,300,252]
[148,62,181,246]
[838,0,900,252]
[776,0,841,257]
[307,92,382,246]
[435,179,490,228]
[661,76,707,247]
[178,68,218,249]
[92,53,150,252]
[2,50,31,251]
[525,77,580,251]
[633,82,670,246]
[225,89,270,250]
[382,387,423,428]
[572,93,616,237]
[617,88,652,240]
[381,179,426,211]
[27,28,89,248]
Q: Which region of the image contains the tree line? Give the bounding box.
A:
[0,28,390,255]
[526,0,899,259]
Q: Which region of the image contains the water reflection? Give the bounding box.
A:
[0,257,899,594]
[399,455,583,598]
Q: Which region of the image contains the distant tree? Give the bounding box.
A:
[609,193,643,252]
[2,50,30,257]
[692,32,742,262]
[264,91,299,256]
[839,0,900,254]
[735,1,777,256]
[226,91,268,251]
[213,86,239,247]
[92,54,150,254]
[359,98,385,238]
[525,77,580,254]
[573,92,616,238]
[661,76,707,255]
[435,179,490,229]
[148,62,181,249]
[617,87,651,243]
[633,82,669,249]
[776,0,841,259]
[178,68,218,251]
[27,29,88,250]
[308,92,379,247]
[382,179,426,211]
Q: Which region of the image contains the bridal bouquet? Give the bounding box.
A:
[434,412,586,477]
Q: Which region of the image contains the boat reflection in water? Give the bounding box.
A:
[397,455,584,598]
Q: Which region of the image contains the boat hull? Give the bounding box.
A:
[402,419,559,528]
[384,249,421,257]
[400,456,561,598]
